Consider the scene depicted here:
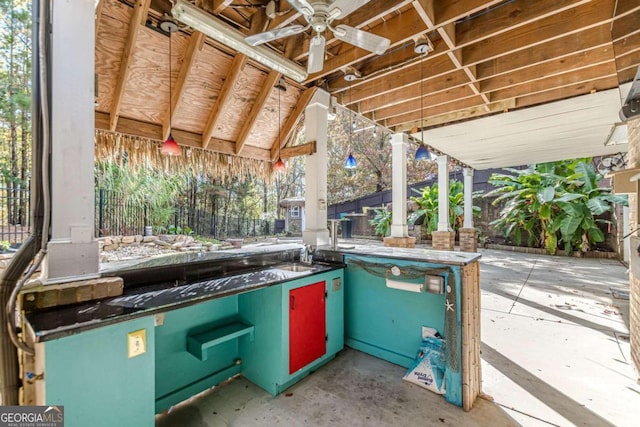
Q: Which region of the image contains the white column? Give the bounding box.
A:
[45,0,99,282]
[437,155,450,232]
[389,133,409,237]
[303,89,330,247]
[463,168,474,229]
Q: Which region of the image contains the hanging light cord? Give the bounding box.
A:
[278,81,281,159]
[168,31,172,135]
[420,49,424,143]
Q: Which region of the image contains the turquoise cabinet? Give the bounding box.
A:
[44,316,156,427]
[239,269,344,395]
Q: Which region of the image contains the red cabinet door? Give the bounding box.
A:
[289,281,326,374]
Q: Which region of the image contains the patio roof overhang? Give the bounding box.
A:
[95,0,640,169]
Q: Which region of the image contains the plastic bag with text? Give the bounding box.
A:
[402,336,446,394]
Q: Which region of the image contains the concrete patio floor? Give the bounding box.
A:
[156,247,639,427]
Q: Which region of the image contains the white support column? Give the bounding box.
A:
[437,155,450,232]
[463,168,474,229]
[303,89,330,247]
[45,0,99,282]
[389,133,409,237]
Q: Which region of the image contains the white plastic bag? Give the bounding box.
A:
[403,336,446,394]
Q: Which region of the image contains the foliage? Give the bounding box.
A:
[369,207,392,237]
[486,159,628,254]
[325,106,437,205]
[408,180,480,236]
[0,240,10,251]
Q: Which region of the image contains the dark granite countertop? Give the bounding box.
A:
[317,243,481,266]
[27,262,339,342]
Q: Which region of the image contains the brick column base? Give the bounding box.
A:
[432,231,455,251]
[459,228,478,252]
[383,236,416,248]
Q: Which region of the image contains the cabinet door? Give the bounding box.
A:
[289,281,326,374]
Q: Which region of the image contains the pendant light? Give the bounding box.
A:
[273,77,287,173]
[344,71,357,169]
[415,38,430,161]
[161,13,181,156]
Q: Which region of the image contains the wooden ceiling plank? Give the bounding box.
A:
[614,31,640,57]
[480,46,617,93]
[374,85,476,119]
[266,8,301,31]
[456,0,591,48]
[435,0,505,26]
[109,0,151,132]
[327,37,450,93]
[475,24,613,80]
[461,0,616,66]
[490,62,618,101]
[611,10,640,41]
[515,76,620,109]
[212,0,233,15]
[613,0,640,18]
[270,86,318,161]
[96,111,271,161]
[235,71,282,155]
[347,54,458,104]
[304,7,428,83]
[162,31,206,141]
[387,95,485,127]
[202,54,248,149]
[394,99,516,132]
[412,0,436,29]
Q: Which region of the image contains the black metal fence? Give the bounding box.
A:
[0,185,30,245]
[95,189,273,240]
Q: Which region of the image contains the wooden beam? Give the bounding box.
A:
[280,141,317,159]
[475,24,613,80]
[270,86,318,161]
[455,0,591,48]
[374,85,476,120]
[412,0,436,29]
[235,71,282,155]
[480,46,616,93]
[202,54,248,149]
[163,31,206,141]
[213,0,233,14]
[515,76,620,109]
[435,0,505,26]
[490,62,617,101]
[96,111,271,161]
[612,10,640,41]
[109,0,151,132]
[461,0,615,66]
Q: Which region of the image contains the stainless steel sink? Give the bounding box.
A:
[273,263,315,273]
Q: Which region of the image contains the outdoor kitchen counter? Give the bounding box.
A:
[26,243,339,342]
[316,243,481,265]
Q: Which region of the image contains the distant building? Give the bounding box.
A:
[279,197,305,234]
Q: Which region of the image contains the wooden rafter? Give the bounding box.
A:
[281,141,317,159]
[109,0,150,132]
[202,54,248,149]
[270,86,318,161]
[163,31,206,141]
[235,71,282,155]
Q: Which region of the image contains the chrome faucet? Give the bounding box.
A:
[300,244,313,264]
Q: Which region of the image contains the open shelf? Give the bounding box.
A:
[187,322,254,361]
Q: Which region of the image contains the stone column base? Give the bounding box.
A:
[383,236,416,248]
[432,231,455,251]
[459,228,478,252]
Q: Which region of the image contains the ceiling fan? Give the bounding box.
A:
[244,0,391,74]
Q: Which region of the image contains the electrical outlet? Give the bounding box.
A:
[127,329,146,358]
[332,277,342,292]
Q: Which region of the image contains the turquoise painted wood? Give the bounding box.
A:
[187,322,255,361]
[343,255,463,407]
[44,316,156,427]
[239,269,344,395]
[155,296,243,412]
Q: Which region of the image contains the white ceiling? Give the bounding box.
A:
[416,84,631,170]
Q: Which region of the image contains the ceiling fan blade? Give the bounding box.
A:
[328,0,372,20]
[245,24,307,46]
[333,24,390,55]
[287,0,314,18]
[307,34,326,74]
